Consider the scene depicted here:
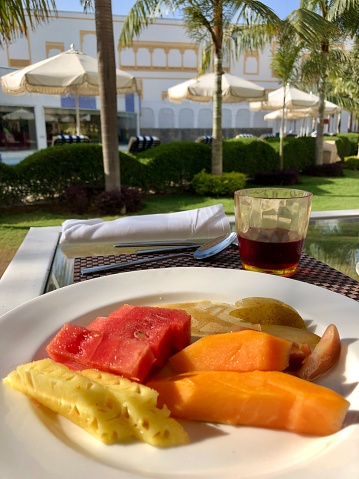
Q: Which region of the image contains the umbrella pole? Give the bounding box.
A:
[75,93,81,135]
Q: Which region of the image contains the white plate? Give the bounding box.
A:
[1,267,358,479]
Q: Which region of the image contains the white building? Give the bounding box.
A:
[0,9,347,164]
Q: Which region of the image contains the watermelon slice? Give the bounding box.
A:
[46,305,191,382]
[87,304,191,367]
[46,323,155,382]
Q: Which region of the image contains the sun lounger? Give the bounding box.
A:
[52,135,90,146]
[127,136,161,154]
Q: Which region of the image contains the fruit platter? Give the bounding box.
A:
[0,267,358,479]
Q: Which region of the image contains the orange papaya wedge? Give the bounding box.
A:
[169,330,292,373]
[147,370,350,436]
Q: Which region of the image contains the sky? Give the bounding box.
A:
[55,1,301,19]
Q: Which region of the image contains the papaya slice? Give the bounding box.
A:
[169,330,292,373]
[147,370,350,436]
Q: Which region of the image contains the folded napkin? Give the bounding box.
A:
[59,204,230,244]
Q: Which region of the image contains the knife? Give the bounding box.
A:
[114,241,199,247]
[135,244,201,255]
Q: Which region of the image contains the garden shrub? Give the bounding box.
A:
[61,184,103,214]
[95,189,126,215]
[264,136,315,171]
[14,143,105,200]
[253,167,300,186]
[337,133,359,156]
[343,156,359,170]
[302,162,344,177]
[223,138,278,177]
[333,135,351,160]
[192,170,246,196]
[0,162,23,207]
[137,141,211,192]
[61,183,142,215]
[11,144,144,200]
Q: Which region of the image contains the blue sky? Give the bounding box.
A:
[56,1,300,19]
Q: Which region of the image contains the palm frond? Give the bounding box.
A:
[287,8,341,46]
[0,0,57,45]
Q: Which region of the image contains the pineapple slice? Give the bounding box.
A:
[3,359,189,447]
[81,369,189,447]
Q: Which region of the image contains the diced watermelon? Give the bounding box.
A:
[87,304,191,367]
[45,323,103,366]
[46,304,191,382]
[46,323,155,382]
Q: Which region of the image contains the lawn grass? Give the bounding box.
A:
[1,170,358,277]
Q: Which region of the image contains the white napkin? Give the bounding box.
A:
[59,204,230,244]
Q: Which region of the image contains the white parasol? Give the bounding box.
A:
[3,108,35,121]
[0,45,138,135]
[168,72,265,104]
[249,85,320,112]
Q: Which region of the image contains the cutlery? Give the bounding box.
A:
[114,241,199,247]
[82,233,237,275]
[135,244,201,255]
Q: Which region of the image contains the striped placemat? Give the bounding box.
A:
[73,245,359,302]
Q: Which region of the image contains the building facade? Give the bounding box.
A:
[0,9,347,164]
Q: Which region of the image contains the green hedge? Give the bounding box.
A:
[343,155,359,170]
[337,133,359,156]
[2,144,144,204]
[192,170,246,196]
[1,134,356,208]
[137,141,211,192]
[223,138,279,177]
[261,136,315,171]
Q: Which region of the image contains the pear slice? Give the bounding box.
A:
[230,297,306,330]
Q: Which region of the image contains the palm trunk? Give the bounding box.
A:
[212,54,223,176]
[279,86,287,170]
[94,0,121,191]
[315,77,326,165]
[211,0,223,176]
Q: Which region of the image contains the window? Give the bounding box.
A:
[0,107,37,150]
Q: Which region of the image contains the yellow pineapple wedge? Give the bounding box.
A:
[3,358,189,447]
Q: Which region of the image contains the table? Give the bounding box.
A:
[0,210,358,317]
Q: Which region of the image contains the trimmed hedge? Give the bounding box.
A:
[137,141,211,192]
[223,138,279,177]
[2,134,356,208]
[343,155,359,170]
[11,144,144,201]
[337,133,359,156]
[192,170,246,196]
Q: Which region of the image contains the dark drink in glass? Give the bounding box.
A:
[234,188,312,277]
[237,228,305,277]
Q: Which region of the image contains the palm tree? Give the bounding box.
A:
[296,0,358,164]
[270,20,303,168]
[332,37,359,130]
[120,0,280,176]
[0,0,56,46]
[81,0,121,192]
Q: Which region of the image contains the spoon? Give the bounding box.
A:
[80,232,237,275]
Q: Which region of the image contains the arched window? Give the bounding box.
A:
[158,108,174,128]
[179,108,194,128]
[141,108,155,128]
[235,109,250,128]
[198,108,212,128]
[222,109,232,128]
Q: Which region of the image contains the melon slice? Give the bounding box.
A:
[169,329,292,373]
[147,370,350,436]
